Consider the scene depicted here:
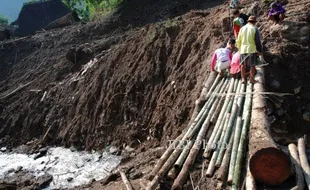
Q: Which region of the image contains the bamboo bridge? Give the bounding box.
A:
[145,67,293,190]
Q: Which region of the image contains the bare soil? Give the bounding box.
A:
[0,0,309,189]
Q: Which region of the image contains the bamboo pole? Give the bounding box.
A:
[216,80,243,167]
[206,99,233,177]
[204,99,231,158]
[173,79,229,173]
[298,136,310,189]
[146,76,223,190]
[210,79,231,124]
[184,78,225,141]
[210,92,226,124]
[288,143,305,190]
[147,108,209,181]
[146,133,182,180]
[232,83,253,190]
[168,140,194,179]
[205,77,236,150]
[203,73,221,101]
[174,140,194,168]
[148,105,212,180]
[146,100,216,179]
[120,171,134,190]
[204,78,236,157]
[146,146,183,190]
[216,82,245,170]
[171,79,227,189]
[187,79,227,139]
[227,116,243,184]
[190,73,220,123]
[212,77,238,140]
[217,130,235,181]
[183,75,223,141]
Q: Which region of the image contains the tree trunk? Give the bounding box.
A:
[248,68,291,186]
[246,159,256,190]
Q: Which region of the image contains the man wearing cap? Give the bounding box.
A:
[268,2,286,24]
[236,16,263,84]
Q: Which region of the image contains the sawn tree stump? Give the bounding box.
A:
[248,67,291,185]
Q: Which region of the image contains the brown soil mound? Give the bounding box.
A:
[0,0,309,189]
[0,0,228,150]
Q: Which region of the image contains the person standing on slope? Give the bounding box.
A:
[232,10,249,38]
[236,16,263,84]
[211,39,235,76]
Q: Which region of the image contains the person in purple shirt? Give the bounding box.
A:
[268,2,286,24]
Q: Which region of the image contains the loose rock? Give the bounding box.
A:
[15,166,23,173]
[67,177,74,182]
[0,147,7,152]
[109,146,119,154]
[303,112,310,122]
[125,146,135,153]
[36,173,53,188]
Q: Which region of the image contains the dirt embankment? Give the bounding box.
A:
[0,0,228,151]
[0,0,309,189]
[260,0,310,144]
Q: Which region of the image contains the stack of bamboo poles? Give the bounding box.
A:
[204,79,253,190]
[287,136,310,190]
[145,73,254,190]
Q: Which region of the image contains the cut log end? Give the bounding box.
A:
[167,167,179,180]
[249,147,291,185]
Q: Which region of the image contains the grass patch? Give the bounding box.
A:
[162,19,180,29]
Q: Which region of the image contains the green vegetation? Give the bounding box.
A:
[21,0,122,21]
[24,0,51,6]
[62,0,123,21]
[0,14,8,25]
[163,19,180,29]
[147,26,158,42]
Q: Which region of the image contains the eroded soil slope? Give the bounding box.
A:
[0,0,309,189]
[0,0,229,150]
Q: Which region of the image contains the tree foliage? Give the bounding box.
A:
[0,14,8,25]
[24,0,51,6]
[62,0,122,21]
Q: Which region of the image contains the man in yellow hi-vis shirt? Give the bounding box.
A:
[236,16,263,84]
